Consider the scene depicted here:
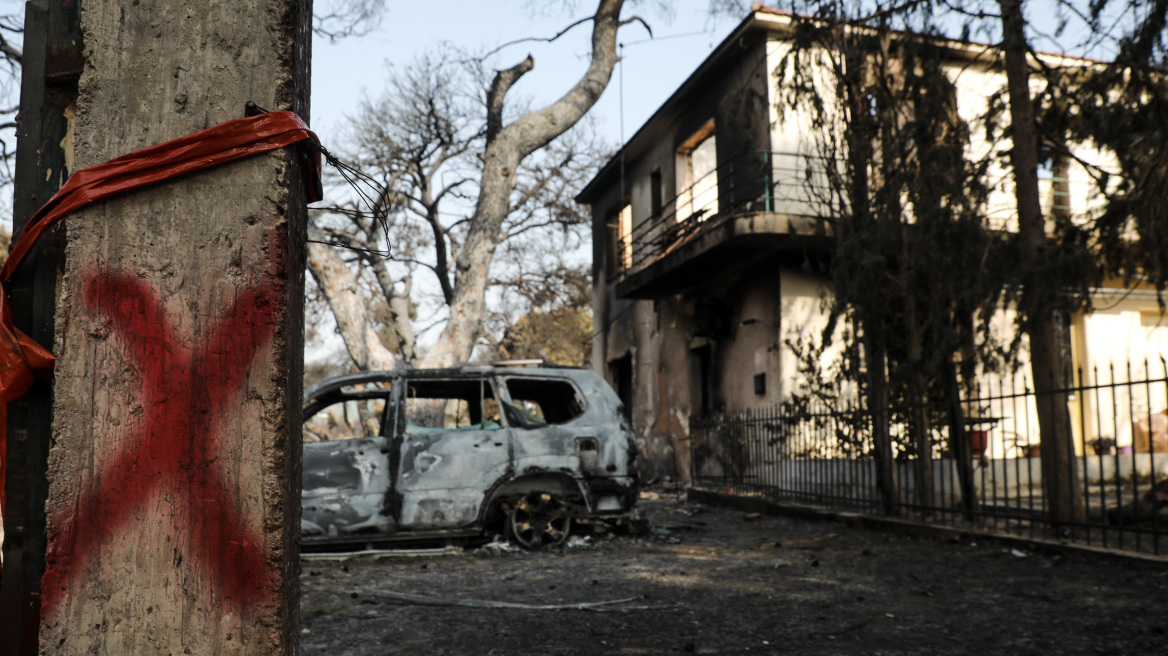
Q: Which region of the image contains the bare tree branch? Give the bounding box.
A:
[313,0,386,41]
[476,15,595,62]
[486,56,535,143]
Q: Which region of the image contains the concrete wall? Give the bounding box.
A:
[701,455,1168,510]
[960,294,1168,460]
[1075,294,1168,451]
[593,255,830,482]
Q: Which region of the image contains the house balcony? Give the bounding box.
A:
[614,152,834,300]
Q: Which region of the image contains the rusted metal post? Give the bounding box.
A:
[36,1,311,654]
[1,2,81,654]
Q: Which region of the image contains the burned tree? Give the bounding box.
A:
[310,0,632,370]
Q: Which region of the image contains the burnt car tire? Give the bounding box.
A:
[507,491,571,549]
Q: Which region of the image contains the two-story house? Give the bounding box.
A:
[579,7,1168,480]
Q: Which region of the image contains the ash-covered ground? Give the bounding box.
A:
[300,492,1168,655]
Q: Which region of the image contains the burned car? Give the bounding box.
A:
[301,364,639,550]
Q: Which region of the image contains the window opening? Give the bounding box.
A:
[676,120,718,224]
[504,378,586,428]
[404,379,503,433]
[303,393,387,443]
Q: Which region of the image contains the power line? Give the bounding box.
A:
[620,29,715,49]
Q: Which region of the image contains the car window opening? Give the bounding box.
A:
[405,379,503,433]
[304,397,386,442]
[504,378,586,428]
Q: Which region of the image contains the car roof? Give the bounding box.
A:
[303,365,596,403]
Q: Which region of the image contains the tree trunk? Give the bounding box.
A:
[943,354,977,520]
[421,0,624,367]
[904,294,935,510]
[840,41,899,515]
[368,256,417,363]
[998,0,1084,526]
[307,0,625,372]
[1029,318,1083,522]
[307,225,397,371]
[864,321,900,514]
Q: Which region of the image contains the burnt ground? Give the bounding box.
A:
[299,491,1168,656]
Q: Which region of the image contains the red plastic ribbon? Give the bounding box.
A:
[0,111,321,573]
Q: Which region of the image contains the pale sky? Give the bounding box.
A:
[309,2,742,155]
[0,1,1111,364]
[0,0,1113,195]
[0,0,743,171]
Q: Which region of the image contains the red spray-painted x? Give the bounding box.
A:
[40,269,281,617]
[0,113,320,597]
[0,111,319,551]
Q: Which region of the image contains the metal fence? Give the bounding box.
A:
[691,359,1168,555]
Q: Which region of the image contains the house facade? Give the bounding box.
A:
[579,9,1168,481]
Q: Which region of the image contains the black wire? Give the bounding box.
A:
[307,140,397,259]
[240,102,388,247]
[306,238,394,259]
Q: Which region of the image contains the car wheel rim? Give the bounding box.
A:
[510,492,571,549]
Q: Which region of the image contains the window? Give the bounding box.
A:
[609,355,633,422]
[650,168,663,220]
[302,448,364,493]
[404,379,503,433]
[609,202,632,273]
[504,378,586,428]
[303,394,387,443]
[676,120,718,224]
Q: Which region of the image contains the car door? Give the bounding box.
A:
[394,375,512,530]
[301,381,394,539]
[501,375,593,464]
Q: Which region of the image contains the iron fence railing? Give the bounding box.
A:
[691,358,1168,556]
[613,151,838,276]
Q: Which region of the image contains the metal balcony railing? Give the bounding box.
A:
[613,151,839,277]
[610,152,1106,280]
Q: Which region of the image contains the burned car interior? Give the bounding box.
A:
[404,379,501,432]
[502,378,585,427]
[301,366,639,551]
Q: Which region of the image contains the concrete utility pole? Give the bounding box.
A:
[1,2,81,654]
[33,1,311,654]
